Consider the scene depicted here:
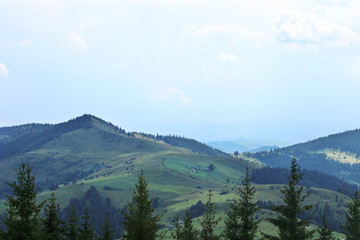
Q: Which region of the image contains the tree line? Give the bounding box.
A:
[1,159,360,240]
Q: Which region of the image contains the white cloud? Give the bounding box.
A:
[152,87,192,106]
[217,53,242,62]
[67,33,87,49]
[0,62,9,78]
[276,9,360,48]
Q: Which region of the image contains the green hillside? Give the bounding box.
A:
[0,115,355,239]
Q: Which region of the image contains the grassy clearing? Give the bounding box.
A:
[320,149,360,164]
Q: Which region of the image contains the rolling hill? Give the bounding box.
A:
[245,129,360,185]
[0,114,356,239]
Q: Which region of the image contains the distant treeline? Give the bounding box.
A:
[137,133,229,157]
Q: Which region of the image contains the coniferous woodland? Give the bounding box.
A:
[1,159,359,239]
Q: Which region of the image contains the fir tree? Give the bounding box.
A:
[1,160,45,240]
[343,191,360,240]
[122,170,163,240]
[200,190,221,240]
[99,212,115,240]
[172,210,199,240]
[79,208,97,240]
[317,213,335,240]
[264,158,314,240]
[181,210,199,240]
[65,205,80,240]
[43,192,65,240]
[223,163,259,240]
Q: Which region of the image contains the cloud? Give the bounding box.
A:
[67,33,87,49]
[152,87,192,106]
[276,11,360,48]
[0,62,9,78]
[217,53,242,62]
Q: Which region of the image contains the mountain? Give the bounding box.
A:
[0,115,355,238]
[245,129,360,185]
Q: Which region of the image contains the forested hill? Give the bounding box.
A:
[285,128,360,156]
[246,128,360,185]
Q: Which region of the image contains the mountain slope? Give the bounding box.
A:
[245,128,360,184]
[0,115,355,239]
[0,114,245,196]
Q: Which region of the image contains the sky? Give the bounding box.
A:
[1,0,360,144]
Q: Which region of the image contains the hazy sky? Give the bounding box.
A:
[1,0,360,143]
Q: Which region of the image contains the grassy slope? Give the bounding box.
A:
[0,116,349,239]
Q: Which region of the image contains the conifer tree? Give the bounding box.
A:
[122,170,163,240]
[181,210,199,240]
[200,190,221,240]
[223,163,259,240]
[1,160,45,240]
[264,158,314,240]
[79,208,97,240]
[99,212,115,240]
[317,213,335,240]
[343,191,360,240]
[172,210,199,240]
[43,192,65,240]
[65,205,80,240]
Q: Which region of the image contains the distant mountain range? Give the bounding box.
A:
[206,137,289,153]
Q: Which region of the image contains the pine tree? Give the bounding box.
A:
[264,158,314,240]
[181,210,199,240]
[122,170,163,240]
[317,213,335,240]
[223,163,259,240]
[1,160,45,240]
[65,205,80,240]
[172,210,199,240]
[79,208,97,240]
[343,191,360,240]
[200,190,221,240]
[43,192,65,240]
[99,212,115,240]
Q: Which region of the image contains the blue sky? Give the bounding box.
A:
[1,0,360,143]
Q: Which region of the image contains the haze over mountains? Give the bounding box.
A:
[1,114,360,238]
